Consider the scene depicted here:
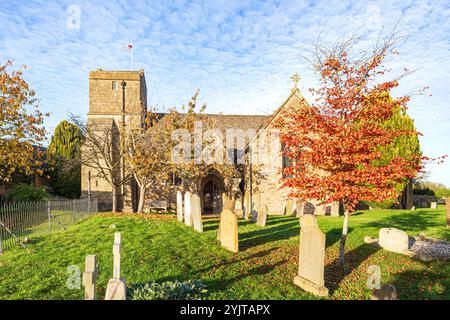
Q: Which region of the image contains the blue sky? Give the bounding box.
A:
[0,0,449,185]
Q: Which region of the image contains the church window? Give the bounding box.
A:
[112,81,118,90]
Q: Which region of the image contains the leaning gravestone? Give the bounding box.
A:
[184,191,192,227]
[82,255,98,300]
[330,201,340,216]
[219,209,238,253]
[446,197,450,228]
[176,190,183,222]
[105,232,126,300]
[430,202,437,209]
[243,191,250,220]
[294,214,328,296]
[379,228,409,254]
[295,199,304,217]
[217,199,236,240]
[256,204,268,227]
[284,199,293,216]
[191,194,203,233]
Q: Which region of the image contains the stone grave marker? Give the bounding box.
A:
[191,194,203,233]
[82,255,98,300]
[256,204,268,227]
[379,228,409,254]
[295,199,304,217]
[244,191,250,220]
[284,199,293,216]
[330,201,340,216]
[184,191,192,227]
[176,190,183,222]
[219,209,238,253]
[105,232,126,300]
[293,214,328,297]
[430,202,437,209]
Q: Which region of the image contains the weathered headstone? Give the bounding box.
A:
[330,201,340,216]
[315,204,326,216]
[82,255,98,300]
[184,191,192,227]
[284,199,293,216]
[293,214,328,296]
[176,190,183,222]
[219,209,238,253]
[446,197,450,228]
[191,194,203,233]
[295,199,304,217]
[256,204,268,227]
[105,232,126,300]
[430,202,437,209]
[379,228,409,254]
[243,191,250,220]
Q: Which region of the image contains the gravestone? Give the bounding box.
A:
[184,191,192,227]
[446,197,450,227]
[295,199,304,217]
[176,190,183,222]
[315,204,326,216]
[243,191,250,220]
[284,199,293,216]
[191,194,203,233]
[256,204,268,227]
[430,202,437,209]
[379,228,409,254]
[330,201,340,216]
[105,232,126,300]
[82,255,98,300]
[293,214,328,296]
[219,209,238,253]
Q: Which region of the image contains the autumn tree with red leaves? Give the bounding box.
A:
[275,37,423,267]
[0,61,48,182]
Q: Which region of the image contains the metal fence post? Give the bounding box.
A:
[0,225,3,255]
[47,201,51,233]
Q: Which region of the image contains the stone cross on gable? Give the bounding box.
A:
[113,232,121,279]
[82,255,98,300]
[291,73,300,89]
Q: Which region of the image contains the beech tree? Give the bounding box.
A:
[275,37,423,267]
[0,61,48,182]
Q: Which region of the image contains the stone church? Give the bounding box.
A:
[81,69,341,216]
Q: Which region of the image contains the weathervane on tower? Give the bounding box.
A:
[291,73,300,89]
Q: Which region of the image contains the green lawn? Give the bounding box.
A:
[0,207,448,300]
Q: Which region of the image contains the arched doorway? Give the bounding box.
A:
[201,172,225,214]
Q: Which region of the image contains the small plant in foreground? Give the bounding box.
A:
[130,279,208,300]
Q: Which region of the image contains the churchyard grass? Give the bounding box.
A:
[0,207,448,300]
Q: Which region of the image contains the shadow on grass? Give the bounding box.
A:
[239,221,299,250]
[325,228,353,248]
[325,243,380,295]
[359,209,448,240]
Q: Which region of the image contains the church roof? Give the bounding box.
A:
[201,114,271,131]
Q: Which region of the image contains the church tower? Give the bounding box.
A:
[81,69,147,212]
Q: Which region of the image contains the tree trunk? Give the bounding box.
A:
[339,210,350,270]
[137,185,146,213]
[112,186,117,213]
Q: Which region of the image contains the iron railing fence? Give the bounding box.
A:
[0,198,98,254]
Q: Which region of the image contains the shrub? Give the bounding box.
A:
[8,184,49,202]
[130,280,208,300]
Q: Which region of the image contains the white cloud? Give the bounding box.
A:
[0,0,449,184]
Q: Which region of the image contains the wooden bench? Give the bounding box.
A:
[147,200,168,213]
